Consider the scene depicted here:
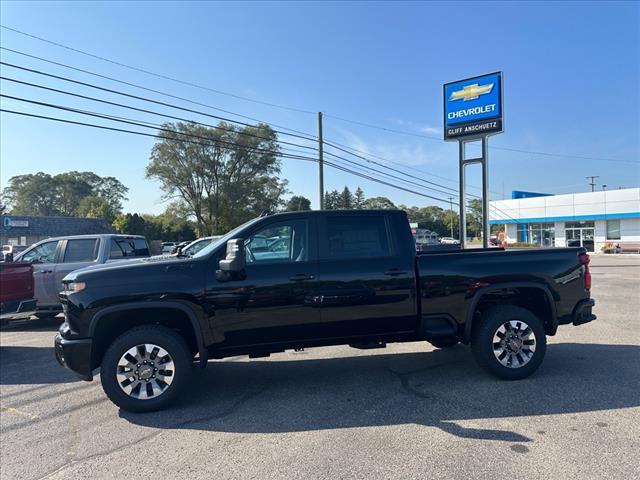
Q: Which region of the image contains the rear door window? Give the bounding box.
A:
[322,216,391,259]
[63,239,99,263]
[110,238,150,259]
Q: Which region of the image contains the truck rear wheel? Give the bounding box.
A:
[100,325,192,412]
[471,305,546,380]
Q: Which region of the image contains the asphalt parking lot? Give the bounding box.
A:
[1,255,638,480]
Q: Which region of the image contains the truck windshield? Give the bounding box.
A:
[191,217,261,259]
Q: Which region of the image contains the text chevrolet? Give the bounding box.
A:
[55,210,596,412]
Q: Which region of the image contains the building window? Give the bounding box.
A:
[606,220,621,240]
[516,223,555,246]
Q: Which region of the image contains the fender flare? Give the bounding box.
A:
[463,282,558,342]
[89,301,208,367]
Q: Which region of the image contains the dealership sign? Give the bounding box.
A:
[443,71,503,140]
[3,217,29,228]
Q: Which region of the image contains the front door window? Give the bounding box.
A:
[245,219,308,264]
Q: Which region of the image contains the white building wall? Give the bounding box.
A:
[621,218,640,241]
[594,220,607,250]
[554,221,566,247]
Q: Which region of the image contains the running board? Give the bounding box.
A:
[349,342,387,350]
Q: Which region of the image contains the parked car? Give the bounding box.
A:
[1,244,29,262]
[0,262,37,324]
[15,234,150,318]
[440,237,460,245]
[177,236,223,257]
[413,228,439,252]
[170,241,190,254]
[161,242,179,254]
[55,210,595,412]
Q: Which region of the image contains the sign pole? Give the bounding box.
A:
[481,136,490,248]
[458,141,467,248]
[318,111,324,210]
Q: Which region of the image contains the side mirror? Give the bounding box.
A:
[219,238,246,273]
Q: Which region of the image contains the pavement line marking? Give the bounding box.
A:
[0,403,40,420]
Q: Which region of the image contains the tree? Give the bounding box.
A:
[285,195,311,211]
[323,190,341,210]
[1,171,128,219]
[146,121,287,235]
[354,187,365,209]
[113,210,196,242]
[113,213,146,235]
[77,196,119,223]
[363,196,397,210]
[466,198,483,239]
[339,187,353,209]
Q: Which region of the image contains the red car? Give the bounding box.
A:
[0,262,37,323]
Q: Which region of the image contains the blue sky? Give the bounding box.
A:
[1,1,638,214]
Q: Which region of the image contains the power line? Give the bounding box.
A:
[323,140,459,195]
[0,95,312,160]
[323,116,637,164]
[0,79,520,218]
[0,47,318,141]
[0,76,317,151]
[2,91,521,217]
[0,65,462,199]
[323,151,459,203]
[0,61,318,143]
[0,107,455,204]
[321,137,486,191]
[0,25,317,115]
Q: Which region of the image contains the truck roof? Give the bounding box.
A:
[38,234,146,241]
[263,209,407,218]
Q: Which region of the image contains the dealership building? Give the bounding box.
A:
[1,215,115,247]
[489,187,640,252]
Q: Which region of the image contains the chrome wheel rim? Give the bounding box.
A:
[116,344,175,400]
[492,320,536,368]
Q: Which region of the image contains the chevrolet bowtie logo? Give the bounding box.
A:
[450,83,494,101]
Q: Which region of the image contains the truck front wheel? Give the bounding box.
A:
[471,305,546,380]
[100,325,192,412]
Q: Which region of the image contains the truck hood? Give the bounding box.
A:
[63,255,195,283]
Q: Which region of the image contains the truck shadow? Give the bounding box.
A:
[0,346,80,385]
[121,342,639,443]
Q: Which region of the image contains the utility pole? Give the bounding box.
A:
[448,196,454,238]
[586,176,599,192]
[318,112,324,210]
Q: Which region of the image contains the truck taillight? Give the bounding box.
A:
[579,253,591,290]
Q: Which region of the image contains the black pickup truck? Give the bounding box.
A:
[55,210,595,412]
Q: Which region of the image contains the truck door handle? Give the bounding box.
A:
[384,269,407,276]
[36,269,53,274]
[289,274,315,281]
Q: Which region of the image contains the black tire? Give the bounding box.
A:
[34,311,59,320]
[100,325,192,412]
[471,305,546,380]
[428,337,459,349]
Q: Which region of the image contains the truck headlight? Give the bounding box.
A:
[64,281,86,293]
